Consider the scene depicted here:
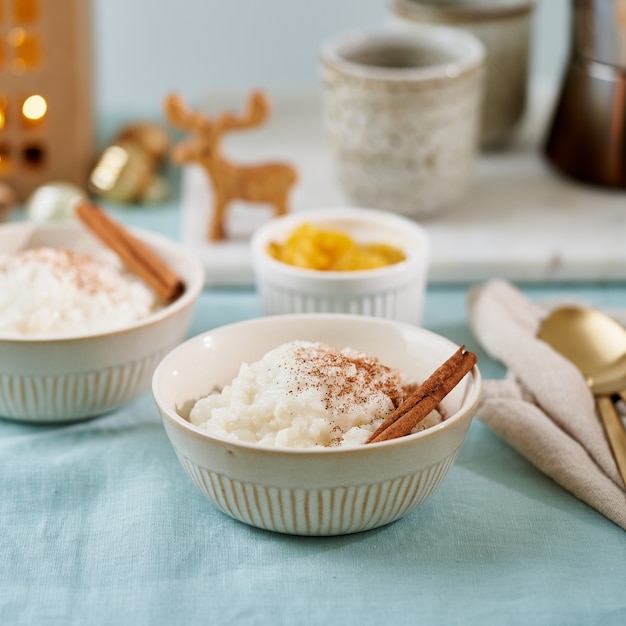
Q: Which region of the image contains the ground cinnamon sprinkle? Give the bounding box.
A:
[188,341,475,448]
[288,342,404,414]
[0,246,162,337]
[19,248,121,298]
[189,340,408,448]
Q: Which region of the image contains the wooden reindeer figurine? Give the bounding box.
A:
[164,91,297,241]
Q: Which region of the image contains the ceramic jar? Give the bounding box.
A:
[320,27,484,219]
[390,0,534,148]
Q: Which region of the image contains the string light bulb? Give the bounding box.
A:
[22,94,46,121]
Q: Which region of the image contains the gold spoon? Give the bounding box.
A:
[539,306,626,487]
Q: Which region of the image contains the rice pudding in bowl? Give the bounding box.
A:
[0,220,204,423]
[250,207,430,325]
[0,247,163,338]
[152,314,482,536]
[189,339,449,448]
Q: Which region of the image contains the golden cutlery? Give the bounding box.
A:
[539,306,626,488]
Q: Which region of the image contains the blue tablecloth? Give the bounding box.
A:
[2,205,625,625]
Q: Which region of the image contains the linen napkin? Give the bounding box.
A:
[468,279,626,531]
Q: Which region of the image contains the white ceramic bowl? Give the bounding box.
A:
[250,207,431,325]
[0,221,204,423]
[152,314,481,536]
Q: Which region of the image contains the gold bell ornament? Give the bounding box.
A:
[89,122,171,204]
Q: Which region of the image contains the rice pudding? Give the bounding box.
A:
[0,247,163,337]
[189,340,443,448]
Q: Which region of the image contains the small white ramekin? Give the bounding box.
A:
[0,221,204,423]
[250,207,430,325]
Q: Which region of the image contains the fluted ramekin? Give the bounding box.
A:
[250,207,431,325]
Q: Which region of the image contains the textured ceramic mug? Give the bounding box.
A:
[320,27,484,219]
[389,0,534,148]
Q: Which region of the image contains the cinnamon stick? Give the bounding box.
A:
[75,201,184,302]
[367,346,477,443]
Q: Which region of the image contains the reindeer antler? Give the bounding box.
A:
[164,93,212,134]
[217,90,270,132]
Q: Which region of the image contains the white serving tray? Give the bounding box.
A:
[181,85,626,286]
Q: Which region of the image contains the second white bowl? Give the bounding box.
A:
[0,221,204,423]
[250,207,430,325]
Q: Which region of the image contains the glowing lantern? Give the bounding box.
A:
[0,0,93,200]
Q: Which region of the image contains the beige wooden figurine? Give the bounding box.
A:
[164,91,297,241]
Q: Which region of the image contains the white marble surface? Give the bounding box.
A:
[181,85,626,286]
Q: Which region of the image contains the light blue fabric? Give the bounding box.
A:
[2,205,626,624]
